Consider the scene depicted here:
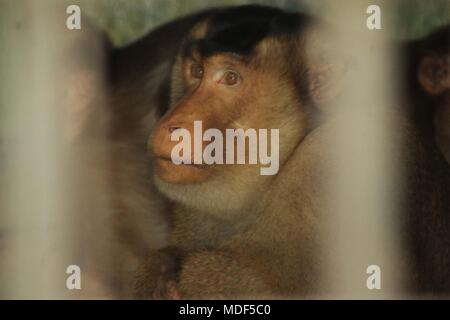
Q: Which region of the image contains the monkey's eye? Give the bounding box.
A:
[190,64,204,79]
[220,70,241,86]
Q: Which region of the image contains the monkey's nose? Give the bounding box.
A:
[168,125,183,133]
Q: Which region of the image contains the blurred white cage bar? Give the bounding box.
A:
[321,0,403,298]
[0,0,73,298]
[0,0,431,299]
[0,0,113,298]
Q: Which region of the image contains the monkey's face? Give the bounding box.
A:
[148,18,342,214]
[150,51,303,186]
[418,54,450,96]
[417,50,450,161]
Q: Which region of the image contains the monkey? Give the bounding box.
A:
[402,25,450,164]
[134,5,326,299]
[131,5,450,298]
[131,6,450,299]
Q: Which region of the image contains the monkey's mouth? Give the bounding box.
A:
[155,156,208,169]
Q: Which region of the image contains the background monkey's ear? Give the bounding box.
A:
[303,24,349,108]
[308,61,347,106]
[418,55,450,95]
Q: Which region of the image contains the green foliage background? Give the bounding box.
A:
[80,0,450,47]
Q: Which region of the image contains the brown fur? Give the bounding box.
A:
[134,9,346,298]
[135,7,450,299]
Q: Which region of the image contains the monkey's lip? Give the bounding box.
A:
[155,156,208,169]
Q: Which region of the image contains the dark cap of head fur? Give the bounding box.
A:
[183,5,312,58]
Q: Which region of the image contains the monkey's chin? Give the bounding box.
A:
[154,162,271,217]
[154,157,213,184]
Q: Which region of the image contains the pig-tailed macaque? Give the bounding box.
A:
[133,5,450,298]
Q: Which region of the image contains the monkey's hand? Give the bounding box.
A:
[153,279,180,300]
[134,247,183,299]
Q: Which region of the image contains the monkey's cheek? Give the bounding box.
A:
[154,158,213,184]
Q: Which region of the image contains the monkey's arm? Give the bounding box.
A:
[177,250,274,299]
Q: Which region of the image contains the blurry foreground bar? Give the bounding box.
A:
[319,0,403,298]
[0,0,109,298]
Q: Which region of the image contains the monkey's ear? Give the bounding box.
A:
[418,56,450,95]
[308,62,347,106]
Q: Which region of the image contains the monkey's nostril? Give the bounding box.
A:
[168,126,182,133]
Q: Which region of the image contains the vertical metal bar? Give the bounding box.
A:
[319,0,403,298]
